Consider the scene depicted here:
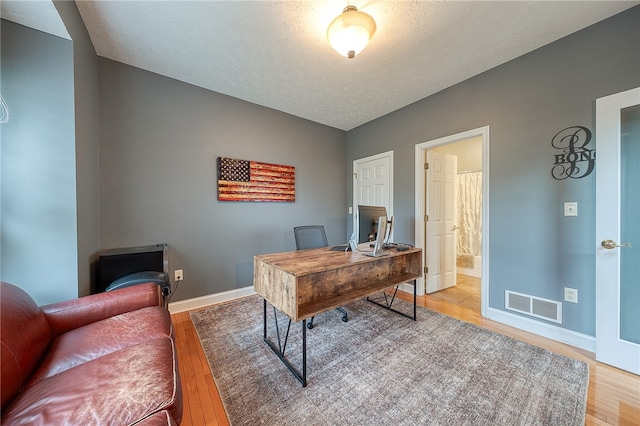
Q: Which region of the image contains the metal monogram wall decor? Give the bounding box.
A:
[217,157,295,202]
[551,126,596,180]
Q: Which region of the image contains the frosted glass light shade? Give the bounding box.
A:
[327,6,376,59]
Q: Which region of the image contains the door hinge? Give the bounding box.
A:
[424,266,429,274]
[424,214,429,222]
[424,162,429,170]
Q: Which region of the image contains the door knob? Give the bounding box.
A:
[601,239,632,249]
[451,225,459,231]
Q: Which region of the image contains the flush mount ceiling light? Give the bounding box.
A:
[327,5,376,59]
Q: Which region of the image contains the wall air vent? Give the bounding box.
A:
[505,290,562,324]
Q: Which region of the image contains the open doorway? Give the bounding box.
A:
[414,126,489,317]
[428,138,482,313]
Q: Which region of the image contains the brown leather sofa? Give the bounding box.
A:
[1,281,183,425]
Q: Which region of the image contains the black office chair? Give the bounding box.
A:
[293,225,348,329]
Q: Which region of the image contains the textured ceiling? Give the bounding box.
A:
[1,0,69,39]
[3,1,638,130]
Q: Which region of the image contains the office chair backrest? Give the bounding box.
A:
[294,225,329,250]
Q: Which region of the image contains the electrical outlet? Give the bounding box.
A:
[564,287,578,303]
[174,269,184,282]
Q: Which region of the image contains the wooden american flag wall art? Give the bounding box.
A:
[217,157,296,202]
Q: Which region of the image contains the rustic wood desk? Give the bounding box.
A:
[253,245,422,386]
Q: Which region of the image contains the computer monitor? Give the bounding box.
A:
[365,216,389,257]
[383,215,393,248]
[357,205,388,243]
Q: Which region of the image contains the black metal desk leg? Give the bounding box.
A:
[262,299,308,387]
[413,279,417,319]
[302,319,307,386]
[366,280,417,321]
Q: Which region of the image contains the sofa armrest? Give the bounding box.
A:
[41,283,163,335]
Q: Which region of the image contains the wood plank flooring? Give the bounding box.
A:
[172,275,640,425]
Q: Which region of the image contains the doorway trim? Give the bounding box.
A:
[414,126,490,317]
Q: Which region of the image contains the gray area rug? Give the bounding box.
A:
[190,294,589,425]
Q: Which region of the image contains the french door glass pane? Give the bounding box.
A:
[620,104,640,344]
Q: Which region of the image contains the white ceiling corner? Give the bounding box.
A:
[1,0,69,40]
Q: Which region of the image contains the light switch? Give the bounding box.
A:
[564,202,578,217]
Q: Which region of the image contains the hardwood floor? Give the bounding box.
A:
[172,277,640,425]
[426,273,481,311]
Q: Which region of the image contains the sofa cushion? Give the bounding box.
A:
[27,306,173,386]
[1,283,52,409]
[41,282,163,335]
[2,337,182,425]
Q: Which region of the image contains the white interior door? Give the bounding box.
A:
[353,151,393,242]
[426,150,457,294]
[595,87,640,375]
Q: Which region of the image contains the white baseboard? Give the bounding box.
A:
[457,267,481,278]
[487,307,595,353]
[398,283,415,294]
[168,286,256,314]
[399,286,594,352]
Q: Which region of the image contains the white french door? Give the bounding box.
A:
[595,87,640,375]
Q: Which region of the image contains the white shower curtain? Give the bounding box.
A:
[457,171,482,256]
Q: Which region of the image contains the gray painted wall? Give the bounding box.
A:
[1,20,78,304]
[345,7,640,336]
[54,0,101,297]
[98,59,347,301]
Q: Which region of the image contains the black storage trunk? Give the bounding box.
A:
[93,244,168,294]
